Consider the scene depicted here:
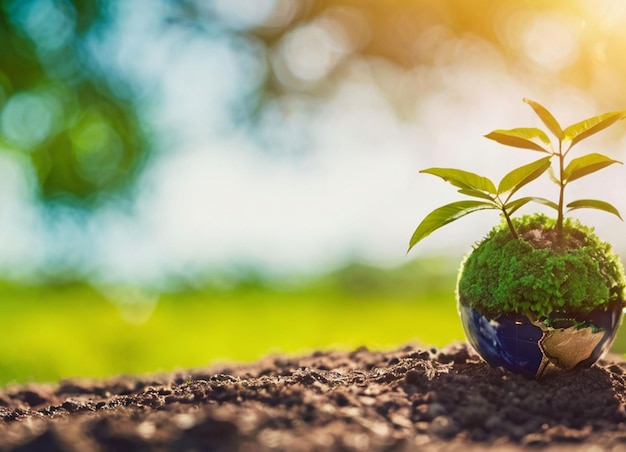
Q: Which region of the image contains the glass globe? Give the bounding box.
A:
[458,302,623,378]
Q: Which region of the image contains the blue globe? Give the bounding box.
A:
[458,303,624,378]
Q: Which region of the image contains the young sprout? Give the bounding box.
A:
[408,99,626,252]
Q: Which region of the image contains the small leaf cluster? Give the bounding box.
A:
[409,99,626,252]
[457,214,626,318]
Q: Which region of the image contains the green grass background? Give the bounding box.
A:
[2,259,625,386]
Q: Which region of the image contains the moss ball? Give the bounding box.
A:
[457,214,626,319]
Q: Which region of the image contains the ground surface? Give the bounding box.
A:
[2,343,626,451]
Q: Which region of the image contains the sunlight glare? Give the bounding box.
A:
[581,0,626,31]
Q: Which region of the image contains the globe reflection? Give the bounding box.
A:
[458,303,623,378]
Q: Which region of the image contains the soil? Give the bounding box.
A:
[2,343,626,451]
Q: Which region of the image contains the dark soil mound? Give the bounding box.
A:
[2,343,626,451]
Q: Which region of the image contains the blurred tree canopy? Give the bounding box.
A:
[2,0,625,206]
[167,0,626,123]
[0,0,146,205]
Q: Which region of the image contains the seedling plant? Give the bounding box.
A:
[407,99,626,377]
[408,98,626,251]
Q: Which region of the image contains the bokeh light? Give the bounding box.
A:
[522,12,580,71]
[8,0,76,52]
[1,0,626,286]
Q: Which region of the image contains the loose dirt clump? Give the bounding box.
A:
[2,343,626,451]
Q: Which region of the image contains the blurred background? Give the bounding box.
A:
[2,0,626,384]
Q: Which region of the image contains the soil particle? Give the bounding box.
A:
[2,343,626,450]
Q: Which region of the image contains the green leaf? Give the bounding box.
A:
[457,189,495,201]
[523,98,564,140]
[408,201,496,251]
[497,156,552,197]
[566,199,623,220]
[420,168,497,194]
[547,166,560,185]
[564,111,626,149]
[503,198,532,216]
[505,197,558,215]
[484,128,552,153]
[563,153,622,183]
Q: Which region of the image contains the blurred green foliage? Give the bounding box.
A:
[0,0,146,204]
[2,257,626,386]
[0,259,462,385]
[3,0,626,206]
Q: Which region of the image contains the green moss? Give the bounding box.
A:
[457,214,626,319]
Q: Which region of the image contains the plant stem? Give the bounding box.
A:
[556,141,565,240]
[503,210,518,240]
